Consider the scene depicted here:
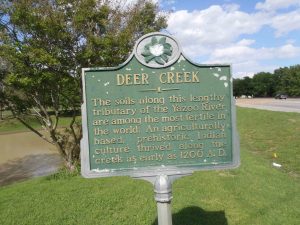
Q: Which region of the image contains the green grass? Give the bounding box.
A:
[237,108,300,175]
[0,108,299,225]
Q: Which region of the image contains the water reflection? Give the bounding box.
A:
[0,131,62,185]
[0,154,62,186]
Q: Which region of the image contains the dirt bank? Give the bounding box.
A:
[0,131,62,186]
[0,131,56,164]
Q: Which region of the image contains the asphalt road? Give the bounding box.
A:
[236,98,300,113]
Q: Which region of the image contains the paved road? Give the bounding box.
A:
[236,98,300,113]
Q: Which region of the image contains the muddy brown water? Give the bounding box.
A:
[0,132,62,186]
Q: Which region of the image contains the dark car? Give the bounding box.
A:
[275,94,287,99]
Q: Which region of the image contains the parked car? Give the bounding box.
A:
[275,94,287,99]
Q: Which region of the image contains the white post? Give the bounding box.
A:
[157,202,172,225]
[154,175,173,225]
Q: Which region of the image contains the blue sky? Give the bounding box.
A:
[156,0,300,78]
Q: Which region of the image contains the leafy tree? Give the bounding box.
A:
[252,72,276,97]
[0,58,8,120]
[274,65,300,96]
[0,0,167,170]
[233,65,300,98]
[233,76,254,97]
[233,78,243,97]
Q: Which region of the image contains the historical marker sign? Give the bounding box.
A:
[81,33,240,178]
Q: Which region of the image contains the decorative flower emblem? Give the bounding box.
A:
[141,37,173,65]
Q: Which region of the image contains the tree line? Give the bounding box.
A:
[233,65,300,97]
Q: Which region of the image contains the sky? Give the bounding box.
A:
[154,0,300,78]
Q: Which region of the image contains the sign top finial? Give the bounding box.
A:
[134,32,182,68]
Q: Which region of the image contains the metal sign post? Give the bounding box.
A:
[154,175,173,225]
[135,173,191,225]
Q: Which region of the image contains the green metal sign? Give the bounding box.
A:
[81,33,239,178]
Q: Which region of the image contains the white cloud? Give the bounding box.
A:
[237,39,256,46]
[166,1,300,78]
[168,5,268,58]
[206,42,300,62]
[164,0,175,5]
[233,62,278,79]
[271,10,300,36]
[204,41,300,77]
[255,0,300,11]
[222,3,240,12]
[277,44,300,57]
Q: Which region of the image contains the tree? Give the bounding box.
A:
[274,65,300,96]
[0,0,167,170]
[233,78,243,97]
[0,58,8,120]
[233,65,300,98]
[252,72,276,97]
[233,76,254,97]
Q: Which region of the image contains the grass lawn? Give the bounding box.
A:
[0,108,299,225]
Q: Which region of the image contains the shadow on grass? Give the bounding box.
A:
[152,206,228,225]
[0,154,62,186]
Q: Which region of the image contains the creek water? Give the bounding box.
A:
[0,132,62,186]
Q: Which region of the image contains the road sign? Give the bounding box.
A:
[81,32,239,178]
